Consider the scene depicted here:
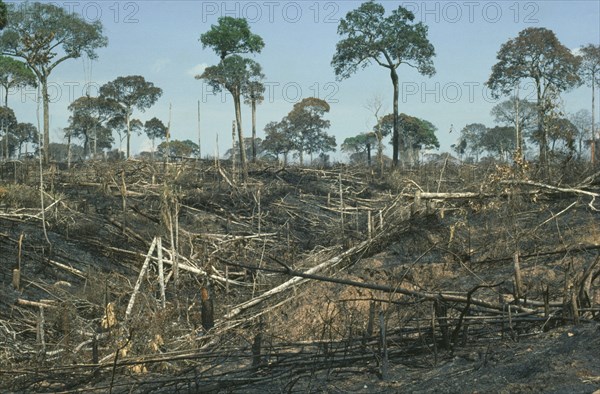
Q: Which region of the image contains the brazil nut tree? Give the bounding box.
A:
[332,1,436,167]
[198,16,264,180]
[487,28,581,171]
[0,2,107,163]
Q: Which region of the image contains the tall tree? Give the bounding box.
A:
[396,114,439,165]
[487,27,581,170]
[242,62,265,163]
[480,126,517,161]
[365,95,391,174]
[0,56,36,106]
[157,139,199,157]
[200,16,264,61]
[199,16,264,180]
[286,97,333,165]
[569,109,593,158]
[490,98,537,158]
[263,120,294,167]
[14,122,37,157]
[0,105,17,159]
[99,76,162,159]
[144,117,167,159]
[342,133,377,165]
[458,123,487,162]
[579,44,600,163]
[332,1,435,167]
[0,1,6,30]
[66,96,119,157]
[0,2,108,163]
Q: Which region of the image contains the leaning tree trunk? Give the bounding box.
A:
[391,68,400,167]
[233,93,247,181]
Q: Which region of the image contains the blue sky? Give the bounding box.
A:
[6,0,600,160]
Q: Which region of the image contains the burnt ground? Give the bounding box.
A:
[0,159,599,393]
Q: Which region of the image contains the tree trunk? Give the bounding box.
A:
[41,76,50,164]
[126,110,131,160]
[367,143,372,167]
[535,79,547,173]
[592,76,596,165]
[391,68,400,167]
[233,93,247,180]
[251,99,257,163]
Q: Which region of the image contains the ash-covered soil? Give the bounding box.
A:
[0,159,599,393]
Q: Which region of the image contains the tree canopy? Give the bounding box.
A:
[286,97,335,165]
[157,139,199,158]
[0,55,36,106]
[200,16,264,60]
[0,2,108,163]
[263,120,295,166]
[99,75,162,159]
[199,16,264,180]
[332,0,435,166]
[487,27,581,168]
[342,133,377,165]
[0,1,6,30]
[66,96,118,157]
[0,105,17,158]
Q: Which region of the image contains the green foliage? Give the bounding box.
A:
[0,1,107,162]
[479,126,516,159]
[457,123,487,161]
[99,75,162,158]
[14,122,37,156]
[200,55,260,97]
[487,28,581,98]
[332,0,435,166]
[199,17,264,177]
[144,117,167,141]
[66,96,119,156]
[157,139,199,158]
[263,120,295,165]
[331,1,435,79]
[545,117,578,154]
[490,98,537,135]
[286,97,336,164]
[242,68,265,105]
[226,137,274,161]
[0,56,36,106]
[100,76,162,114]
[579,44,600,87]
[200,16,264,60]
[0,105,17,158]
[342,133,377,165]
[486,27,581,167]
[0,1,6,30]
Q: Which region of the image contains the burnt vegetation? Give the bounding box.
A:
[0,157,599,393]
